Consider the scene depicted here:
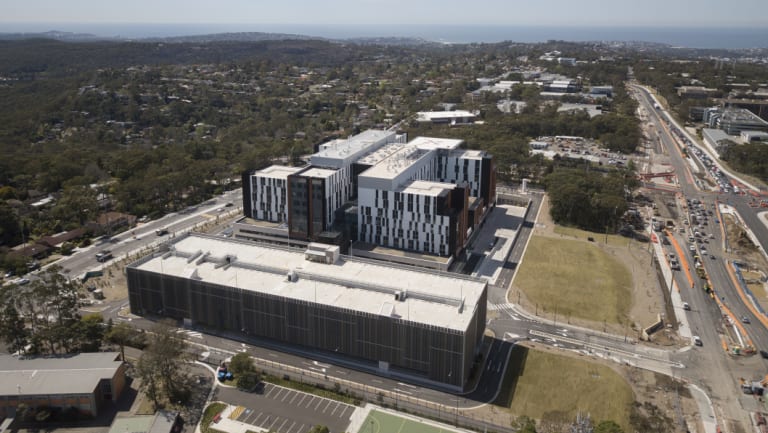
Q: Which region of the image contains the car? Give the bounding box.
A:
[95,250,113,262]
[701,248,708,255]
[683,302,691,311]
[693,336,703,346]
[15,278,30,286]
[225,202,234,207]
[690,244,697,252]
[156,228,169,236]
[742,316,751,324]
[710,254,716,260]
[760,350,768,359]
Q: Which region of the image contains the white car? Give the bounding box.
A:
[693,336,703,346]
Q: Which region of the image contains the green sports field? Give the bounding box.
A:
[357,410,459,433]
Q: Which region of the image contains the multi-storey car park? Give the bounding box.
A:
[126,233,488,391]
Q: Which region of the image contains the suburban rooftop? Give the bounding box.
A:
[0,352,121,396]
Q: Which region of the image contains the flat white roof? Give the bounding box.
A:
[300,167,338,179]
[312,129,396,161]
[411,136,464,151]
[133,234,486,331]
[356,141,410,166]
[400,180,454,197]
[255,165,303,180]
[359,144,430,182]
[417,110,477,121]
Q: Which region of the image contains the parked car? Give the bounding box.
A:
[760,350,768,359]
[693,336,703,346]
[683,302,691,311]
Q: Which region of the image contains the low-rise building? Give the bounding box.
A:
[416,110,478,125]
[0,352,125,419]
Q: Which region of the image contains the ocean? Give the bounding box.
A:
[2,22,767,49]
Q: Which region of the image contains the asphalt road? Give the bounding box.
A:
[632,84,767,427]
[55,189,242,278]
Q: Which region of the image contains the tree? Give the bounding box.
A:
[105,321,135,361]
[229,352,255,375]
[308,426,329,433]
[237,371,262,392]
[135,320,194,407]
[0,301,28,354]
[76,313,105,352]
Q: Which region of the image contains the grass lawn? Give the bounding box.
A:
[553,225,631,248]
[515,235,631,324]
[201,402,227,433]
[357,410,460,433]
[495,346,633,431]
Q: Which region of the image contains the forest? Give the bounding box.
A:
[0,37,647,265]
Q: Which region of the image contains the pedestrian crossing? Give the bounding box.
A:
[488,302,539,323]
[176,329,203,339]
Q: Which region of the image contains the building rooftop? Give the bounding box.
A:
[722,107,768,124]
[311,129,400,168]
[131,234,486,331]
[410,136,464,151]
[0,352,121,396]
[416,110,477,122]
[298,166,338,179]
[256,165,303,180]
[359,144,430,183]
[400,180,454,197]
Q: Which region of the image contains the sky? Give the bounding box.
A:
[1,0,767,29]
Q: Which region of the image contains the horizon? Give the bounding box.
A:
[2,22,768,49]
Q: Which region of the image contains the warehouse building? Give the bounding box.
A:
[126,233,487,390]
[0,352,125,419]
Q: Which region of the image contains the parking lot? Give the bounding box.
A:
[224,382,355,433]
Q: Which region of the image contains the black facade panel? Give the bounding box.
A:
[242,171,254,219]
[480,157,492,207]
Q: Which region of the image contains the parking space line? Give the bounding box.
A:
[288,392,299,405]
[330,402,340,416]
[273,388,285,400]
[295,394,307,407]
[265,386,278,398]
[251,412,265,425]
[322,400,333,414]
[268,416,279,430]
[285,421,297,433]
[280,390,292,402]
[304,396,316,408]
[244,410,260,424]
[314,398,324,410]
[338,406,350,418]
[277,419,288,432]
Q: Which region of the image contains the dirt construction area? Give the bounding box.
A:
[510,195,670,339]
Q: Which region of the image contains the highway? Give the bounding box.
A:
[632,84,768,428]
